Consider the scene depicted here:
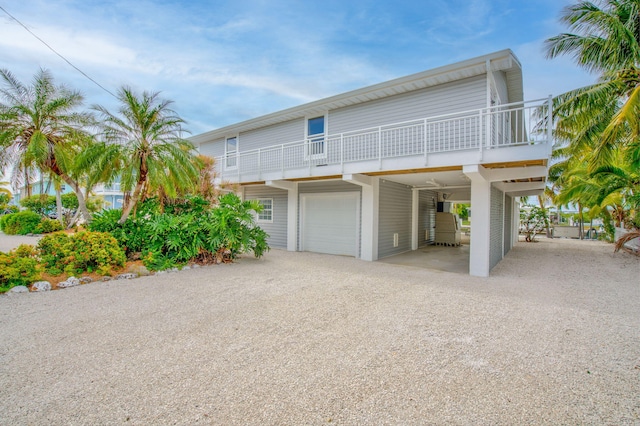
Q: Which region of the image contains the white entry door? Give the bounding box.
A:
[301,192,359,257]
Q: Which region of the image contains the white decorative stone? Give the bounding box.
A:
[79,276,93,284]
[31,281,51,292]
[58,277,80,289]
[115,273,138,280]
[9,286,29,293]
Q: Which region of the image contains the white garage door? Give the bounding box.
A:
[301,192,359,257]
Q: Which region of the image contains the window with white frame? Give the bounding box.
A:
[306,115,326,158]
[225,136,238,169]
[256,198,273,222]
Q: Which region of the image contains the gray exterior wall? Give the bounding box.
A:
[491,71,509,104]
[198,74,487,158]
[418,190,438,246]
[199,137,225,159]
[239,118,305,152]
[243,185,289,249]
[329,75,487,134]
[297,180,362,255]
[490,185,504,270]
[378,180,412,258]
[503,195,513,254]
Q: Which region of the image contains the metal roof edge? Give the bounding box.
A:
[190,49,522,145]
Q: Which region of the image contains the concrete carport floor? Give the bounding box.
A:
[378,234,470,274]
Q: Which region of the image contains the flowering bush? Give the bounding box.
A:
[0,244,41,291]
[37,231,126,276]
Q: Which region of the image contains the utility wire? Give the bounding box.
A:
[0,5,117,99]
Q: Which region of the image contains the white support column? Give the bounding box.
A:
[411,189,419,250]
[463,164,492,277]
[266,180,298,252]
[343,174,379,261]
[513,198,521,247]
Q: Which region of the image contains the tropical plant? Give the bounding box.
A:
[20,194,56,216]
[0,69,94,223]
[545,0,640,170]
[89,193,269,270]
[0,179,11,197]
[520,205,549,242]
[0,244,41,291]
[0,211,42,235]
[83,87,199,224]
[37,231,126,276]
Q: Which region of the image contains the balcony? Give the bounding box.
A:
[215,97,552,183]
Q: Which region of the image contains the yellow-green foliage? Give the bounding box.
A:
[36,218,64,233]
[0,211,42,235]
[0,244,41,291]
[37,231,126,276]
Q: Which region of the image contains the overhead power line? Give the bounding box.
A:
[0,5,117,99]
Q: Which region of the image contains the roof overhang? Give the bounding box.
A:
[190,49,523,145]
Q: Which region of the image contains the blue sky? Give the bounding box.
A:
[1,0,595,136]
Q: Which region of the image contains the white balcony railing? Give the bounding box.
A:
[216,97,552,181]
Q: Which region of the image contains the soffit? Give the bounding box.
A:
[191,49,523,144]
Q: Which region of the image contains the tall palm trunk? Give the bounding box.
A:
[59,174,91,227]
[578,202,584,240]
[55,186,63,225]
[118,179,145,224]
[538,195,552,238]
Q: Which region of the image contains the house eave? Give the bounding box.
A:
[190,49,523,145]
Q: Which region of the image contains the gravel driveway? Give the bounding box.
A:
[0,238,638,425]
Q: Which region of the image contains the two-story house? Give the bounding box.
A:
[191,49,552,277]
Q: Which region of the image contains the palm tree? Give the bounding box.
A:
[545,0,640,169]
[0,180,11,197]
[85,87,199,223]
[0,68,94,222]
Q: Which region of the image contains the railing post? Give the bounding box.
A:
[423,119,428,166]
[485,107,492,150]
[281,144,285,178]
[340,133,344,173]
[308,139,312,175]
[257,148,262,180]
[378,126,382,169]
[478,109,483,158]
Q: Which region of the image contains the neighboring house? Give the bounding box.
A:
[191,50,552,277]
[13,179,124,210]
[93,182,125,210]
[13,178,74,204]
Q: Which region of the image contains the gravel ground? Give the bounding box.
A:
[0,238,638,425]
[0,232,42,253]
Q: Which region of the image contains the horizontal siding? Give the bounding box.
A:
[239,118,305,152]
[243,185,288,249]
[378,180,412,258]
[199,137,225,159]
[490,185,504,270]
[492,71,509,104]
[418,190,438,246]
[329,75,487,134]
[504,195,513,254]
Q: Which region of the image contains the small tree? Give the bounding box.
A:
[520,205,549,242]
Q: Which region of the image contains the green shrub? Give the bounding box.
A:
[20,194,56,216]
[37,231,126,276]
[91,194,269,270]
[89,206,155,255]
[0,244,42,292]
[0,211,43,235]
[36,218,64,233]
